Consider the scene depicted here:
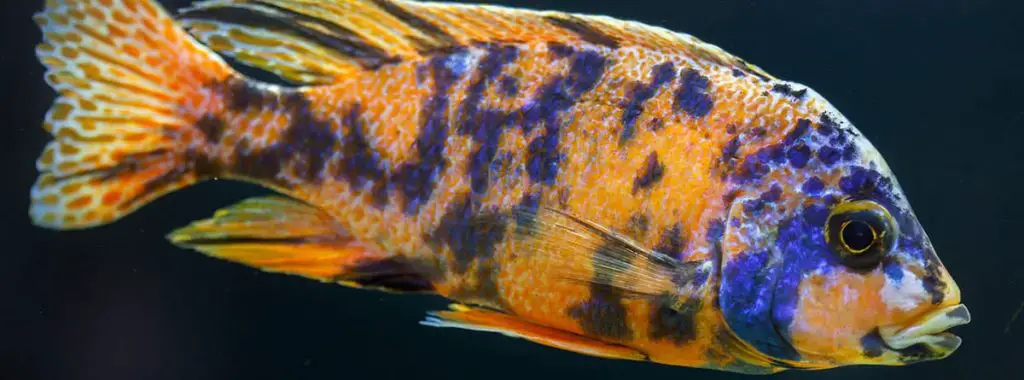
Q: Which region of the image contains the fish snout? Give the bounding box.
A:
[878,303,971,360]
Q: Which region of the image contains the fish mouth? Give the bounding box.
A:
[878,304,971,357]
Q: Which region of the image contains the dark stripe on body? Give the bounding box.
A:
[674,69,714,118]
[457,44,520,195]
[649,295,701,345]
[655,223,686,258]
[195,114,225,142]
[337,103,390,207]
[524,46,609,184]
[633,151,665,193]
[621,62,676,143]
[197,78,393,206]
[393,48,468,214]
[431,196,509,274]
[568,241,633,340]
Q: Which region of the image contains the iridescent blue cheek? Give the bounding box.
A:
[769,203,844,345]
[721,250,800,360]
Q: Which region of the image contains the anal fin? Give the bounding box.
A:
[422,304,648,361]
[168,196,435,292]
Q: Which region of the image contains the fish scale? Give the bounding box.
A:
[29,0,968,374]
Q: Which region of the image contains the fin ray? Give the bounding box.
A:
[511,206,702,298]
[422,304,648,361]
[169,196,436,293]
[177,0,774,84]
[31,0,236,229]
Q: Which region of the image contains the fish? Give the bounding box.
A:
[29,0,970,374]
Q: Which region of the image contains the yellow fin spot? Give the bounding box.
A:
[79,99,97,112]
[61,182,84,195]
[66,195,93,210]
[51,102,73,121]
[60,46,78,59]
[79,62,101,78]
[39,147,55,166]
[112,9,131,24]
[102,191,121,206]
[60,142,80,155]
[41,194,59,205]
[123,43,140,57]
[207,35,236,51]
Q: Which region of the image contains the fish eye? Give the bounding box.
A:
[840,220,876,253]
[825,200,896,270]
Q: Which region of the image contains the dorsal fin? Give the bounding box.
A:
[178,0,774,84]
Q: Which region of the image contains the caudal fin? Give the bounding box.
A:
[31,0,236,229]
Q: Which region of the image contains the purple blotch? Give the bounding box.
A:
[655,223,685,258]
[525,50,608,184]
[838,166,897,205]
[818,113,838,136]
[801,177,825,195]
[730,144,783,184]
[568,288,632,340]
[706,219,725,243]
[784,119,811,146]
[195,114,225,142]
[394,48,467,213]
[633,151,665,193]
[817,146,841,166]
[432,196,508,274]
[721,137,741,164]
[338,103,389,207]
[499,75,519,97]
[621,62,676,143]
[883,258,904,282]
[802,203,829,226]
[515,190,541,232]
[787,144,811,169]
[674,69,714,118]
[649,296,701,345]
[842,144,857,161]
[547,42,574,58]
[720,250,799,360]
[745,184,782,213]
[770,83,808,101]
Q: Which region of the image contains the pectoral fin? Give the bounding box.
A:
[511,207,706,300]
[422,304,648,361]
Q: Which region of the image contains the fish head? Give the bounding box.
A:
[716,97,968,371]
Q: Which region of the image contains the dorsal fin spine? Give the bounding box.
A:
[179,0,775,85]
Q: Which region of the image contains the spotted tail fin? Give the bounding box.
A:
[31,0,237,229]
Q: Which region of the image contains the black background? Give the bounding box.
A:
[3,0,1022,379]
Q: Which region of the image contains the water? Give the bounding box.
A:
[5,0,1022,379]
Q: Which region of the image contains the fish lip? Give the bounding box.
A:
[878,304,971,355]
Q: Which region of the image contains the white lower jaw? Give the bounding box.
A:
[879,304,970,351]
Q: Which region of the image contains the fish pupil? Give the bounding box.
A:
[841,220,875,252]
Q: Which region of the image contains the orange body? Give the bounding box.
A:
[31,0,968,374]
[184,36,827,373]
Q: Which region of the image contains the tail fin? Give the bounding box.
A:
[31,0,236,229]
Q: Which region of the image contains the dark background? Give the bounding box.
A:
[3,0,1022,379]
